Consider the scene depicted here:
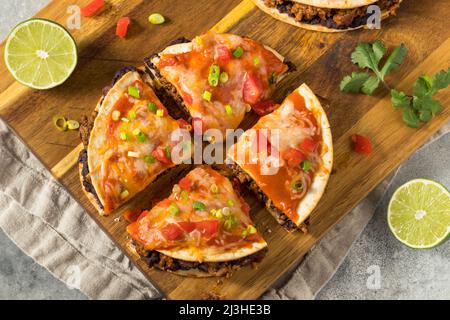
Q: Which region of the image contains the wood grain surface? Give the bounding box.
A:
[0,0,449,299]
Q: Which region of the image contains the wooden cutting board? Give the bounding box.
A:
[0,0,449,300]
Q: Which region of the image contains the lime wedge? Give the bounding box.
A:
[388,179,450,249]
[4,19,77,90]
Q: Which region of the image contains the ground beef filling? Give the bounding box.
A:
[132,240,267,276]
[226,162,304,232]
[264,0,402,29]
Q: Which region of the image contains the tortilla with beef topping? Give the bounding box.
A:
[79,69,190,215]
[146,31,294,139]
[252,0,403,32]
[227,83,333,231]
[127,166,267,277]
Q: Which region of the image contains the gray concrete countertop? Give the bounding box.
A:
[0,1,448,300]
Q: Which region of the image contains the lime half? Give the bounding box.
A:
[388,179,450,249]
[4,19,77,90]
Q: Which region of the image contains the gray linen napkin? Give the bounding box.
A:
[0,119,448,299]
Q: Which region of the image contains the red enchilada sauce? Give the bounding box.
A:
[155,32,289,135]
[232,91,322,223]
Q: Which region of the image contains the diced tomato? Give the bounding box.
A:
[158,56,178,68]
[123,208,142,223]
[161,224,183,241]
[195,220,219,238]
[177,118,190,130]
[116,17,131,39]
[216,46,232,65]
[283,148,306,168]
[351,134,373,155]
[252,100,278,116]
[177,221,195,233]
[243,72,264,105]
[300,138,316,153]
[178,177,191,190]
[80,0,104,17]
[192,117,204,135]
[182,92,193,105]
[152,146,171,164]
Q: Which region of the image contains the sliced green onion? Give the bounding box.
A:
[121,117,130,123]
[148,102,157,113]
[222,207,231,216]
[137,132,146,143]
[132,128,141,136]
[208,64,220,87]
[148,13,165,25]
[210,183,219,194]
[269,72,277,85]
[219,72,229,83]
[180,190,189,200]
[227,199,235,207]
[128,110,136,119]
[144,155,155,164]
[292,181,303,191]
[192,201,205,211]
[193,36,203,45]
[128,151,140,158]
[241,229,248,238]
[53,116,68,131]
[120,132,129,141]
[168,203,180,216]
[156,109,164,117]
[253,57,260,65]
[172,184,181,194]
[163,146,171,158]
[247,225,257,234]
[128,86,140,99]
[67,120,80,130]
[224,104,233,115]
[120,189,129,199]
[202,90,212,101]
[233,47,244,58]
[301,160,311,172]
[224,215,236,230]
[112,110,121,121]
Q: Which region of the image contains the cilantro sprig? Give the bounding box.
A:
[340,40,406,94]
[392,68,450,127]
[340,40,449,128]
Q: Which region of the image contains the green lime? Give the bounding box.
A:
[388,178,450,249]
[4,19,77,90]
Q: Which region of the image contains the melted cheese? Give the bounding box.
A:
[88,71,184,214]
[228,90,323,223]
[154,32,288,135]
[127,166,264,259]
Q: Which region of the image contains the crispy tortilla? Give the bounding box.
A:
[252,0,401,32]
[83,70,183,215]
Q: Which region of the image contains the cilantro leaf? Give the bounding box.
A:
[413,95,443,115]
[340,72,371,93]
[380,43,407,78]
[402,108,419,128]
[391,89,411,109]
[431,67,450,92]
[419,109,432,122]
[361,76,380,95]
[413,75,433,98]
[372,40,386,66]
[351,42,378,71]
